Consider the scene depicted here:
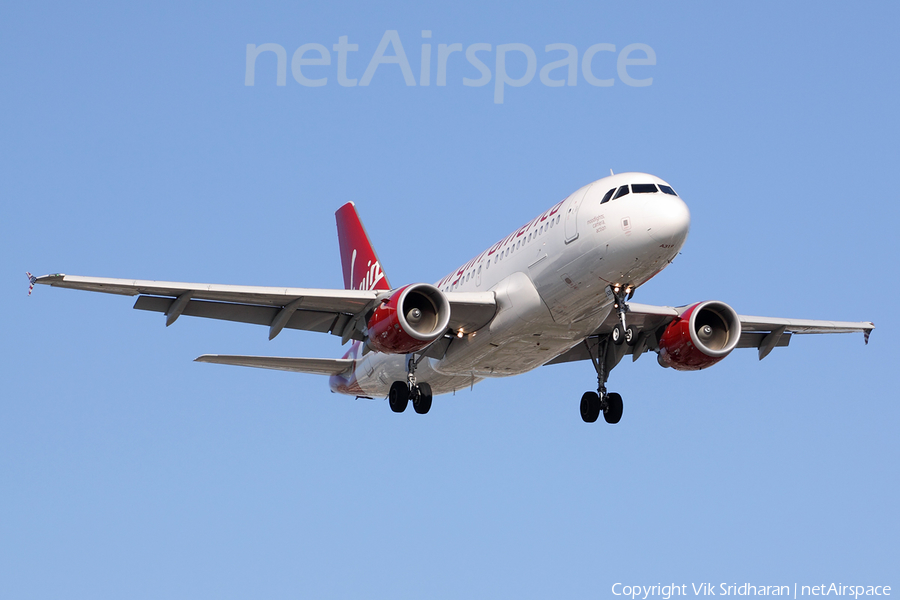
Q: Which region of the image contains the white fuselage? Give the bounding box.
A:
[331,172,691,396]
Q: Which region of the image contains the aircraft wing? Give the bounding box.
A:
[33,273,497,342]
[547,302,874,366]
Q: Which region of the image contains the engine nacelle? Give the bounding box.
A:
[658,300,742,371]
[366,283,451,354]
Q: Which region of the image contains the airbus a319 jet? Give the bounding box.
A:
[32,172,874,424]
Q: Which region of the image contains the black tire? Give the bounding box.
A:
[580,391,600,423]
[389,381,409,413]
[604,392,623,424]
[413,382,433,415]
[625,326,637,346]
[612,324,624,345]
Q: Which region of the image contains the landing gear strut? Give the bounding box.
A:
[609,285,637,346]
[388,354,433,414]
[579,335,625,424]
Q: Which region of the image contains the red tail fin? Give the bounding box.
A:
[335,202,391,292]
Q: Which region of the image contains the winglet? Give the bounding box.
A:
[26,272,37,296]
[864,327,872,345]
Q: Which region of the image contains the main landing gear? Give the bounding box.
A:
[579,336,624,424]
[388,354,433,415]
[580,285,633,424]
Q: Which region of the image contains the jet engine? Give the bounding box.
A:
[657,301,741,371]
[366,283,451,354]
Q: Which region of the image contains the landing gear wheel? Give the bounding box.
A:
[413,382,433,415]
[625,326,637,346]
[388,381,409,413]
[603,392,623,424]
[580,391,600,423]
[611,325,624,345]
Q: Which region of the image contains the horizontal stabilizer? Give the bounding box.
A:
[195,355,354,376]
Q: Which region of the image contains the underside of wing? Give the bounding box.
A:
[548,301,874,367]
[36,273,380,341]
[195,355,354,375]
[35,274,498,346]
[35,274,377,310]
[736,315,875,335]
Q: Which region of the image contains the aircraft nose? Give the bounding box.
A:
[645,194,691,245]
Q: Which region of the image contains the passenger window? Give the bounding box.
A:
[632,183,658,194]
[614,185,630,199]
[600,188,615,204]
[659,185,678,196]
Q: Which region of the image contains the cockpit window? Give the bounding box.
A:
[600,188,615,204]
[632,183,658,194]
[658,185,678,196]
[613,185,630,200]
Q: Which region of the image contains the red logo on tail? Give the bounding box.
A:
[335,203,391,291]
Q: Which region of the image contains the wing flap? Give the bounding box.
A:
[545,344,593,366]
[134,296,340,334]
[195,355,354,375]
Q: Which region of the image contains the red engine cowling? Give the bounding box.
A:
[366,283,451,354]
[658,301,742,371]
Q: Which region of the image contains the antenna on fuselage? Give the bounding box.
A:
[610,169,614,176]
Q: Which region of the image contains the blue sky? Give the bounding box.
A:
[1,2,897,598]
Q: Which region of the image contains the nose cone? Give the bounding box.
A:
[645,194,691,246]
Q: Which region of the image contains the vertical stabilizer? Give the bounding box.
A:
[335,202,391,292]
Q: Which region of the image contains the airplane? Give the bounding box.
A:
[31,172,874,423]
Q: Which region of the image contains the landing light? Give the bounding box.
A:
[457,330,464,338]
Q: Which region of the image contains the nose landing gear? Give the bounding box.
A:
[609,285,637,346]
